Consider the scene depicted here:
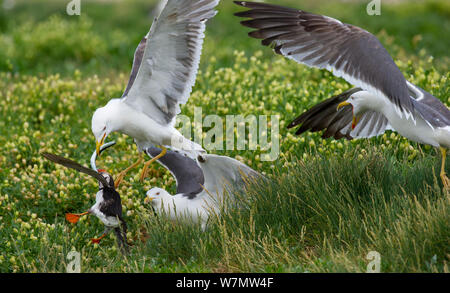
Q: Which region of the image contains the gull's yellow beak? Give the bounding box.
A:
[337,101,351,111]
[337,101,360,129]
[144,197,154,204]
[96,133,107,156]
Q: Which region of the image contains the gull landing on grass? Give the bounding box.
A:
[92,0,220,187]
[235,1,450,189]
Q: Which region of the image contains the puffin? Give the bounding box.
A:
[42,141,129,252]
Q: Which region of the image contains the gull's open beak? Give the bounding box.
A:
[144,197,154,204]
[337,101,351,111]
[352,116,361,130]
[337,101,360,129]
[96,133,107,156]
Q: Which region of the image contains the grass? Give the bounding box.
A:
[0,0,449,272]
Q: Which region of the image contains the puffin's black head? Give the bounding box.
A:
[97,169,115,189]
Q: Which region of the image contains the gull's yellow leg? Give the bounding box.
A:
[440,147,449,189]
[115,153,144,188]
[140,146,167,182]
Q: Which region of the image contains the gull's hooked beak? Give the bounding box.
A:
[144,197,155,204]
[337,101,360,130]
[96,133,107,156]
[337,101,351,111]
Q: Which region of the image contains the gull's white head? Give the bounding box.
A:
[336,91,382,130]
[144,187,171,209]
[92,100,120,155]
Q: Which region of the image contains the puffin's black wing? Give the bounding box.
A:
[42,152,110,187]
[99,188,123,219]
[146,147,205,199]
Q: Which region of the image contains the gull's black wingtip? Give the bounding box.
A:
[41,152,56,161]
[233,1,249,18]
[287,115,303,130]
[233,1,247,7]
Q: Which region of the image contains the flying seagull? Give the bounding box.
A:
[235,1,450,187]
[42,142,129,252]
[143,147,261,229]
[92,0,220,187]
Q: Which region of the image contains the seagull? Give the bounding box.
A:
[92,0,220,187]
[42,142,129,252]
[235,1,450,187]
[143,147,261,229]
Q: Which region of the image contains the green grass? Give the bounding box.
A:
[0,0,449,272]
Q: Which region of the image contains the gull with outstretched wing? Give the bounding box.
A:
[92,0,220,187]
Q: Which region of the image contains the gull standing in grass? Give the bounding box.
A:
[235,1,450,187]
[143,147,261,230]
[92,0,220,187]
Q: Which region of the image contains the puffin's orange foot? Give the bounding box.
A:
[66,212,88,224]
[91,234,107,244]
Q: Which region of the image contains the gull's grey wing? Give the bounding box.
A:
[123,0,219,125]
[288,88,392,140]
[146,147,205,199]
[198,154,261,198]
[151,0,168,19]
[235,1,414,118]
[407,82,450,128]
[42,153,109,187]
[121,37,147,98]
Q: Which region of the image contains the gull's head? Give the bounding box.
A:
[144,187,171,209]
[336,91,370,130]
[92,106,113,155]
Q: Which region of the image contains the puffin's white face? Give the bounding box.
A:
[98,171,114,189]
[92,107,111,155]
[144,188,170,209]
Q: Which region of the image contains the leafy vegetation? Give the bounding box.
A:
[0,0,448,272]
